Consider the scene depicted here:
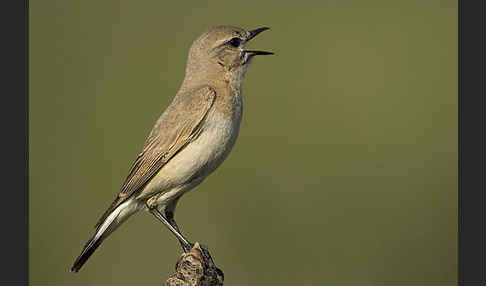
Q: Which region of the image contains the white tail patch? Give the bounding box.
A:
[94,197,140,240]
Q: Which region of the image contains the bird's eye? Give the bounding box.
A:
[228,37,241,47]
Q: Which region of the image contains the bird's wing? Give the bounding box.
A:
[94,85,216,229]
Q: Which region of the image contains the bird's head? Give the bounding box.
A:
[184,26,273,85]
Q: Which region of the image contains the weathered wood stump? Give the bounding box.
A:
[164,242,224,286]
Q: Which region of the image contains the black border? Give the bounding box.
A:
[459,0,486,285]
[2,0,484,285]
[2,0,29,285]
[458,1,462,285]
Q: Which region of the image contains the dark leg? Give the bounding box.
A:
[164,197,181,233]
[149,207,192,252]
[164,197,194,251]
[161,201,223,278]
[165,210,179,231]
[164,209,193,251]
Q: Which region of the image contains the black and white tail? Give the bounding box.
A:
[71,232,104,272]
[71,197,139,272]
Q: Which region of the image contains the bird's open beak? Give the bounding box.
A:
[247,27,270,41]
[245,27,274,56]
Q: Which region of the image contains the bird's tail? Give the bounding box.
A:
[71,197,139,273]
[70,232,104,273]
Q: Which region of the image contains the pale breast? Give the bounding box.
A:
[140,105,242,202]
[177,107,242,180]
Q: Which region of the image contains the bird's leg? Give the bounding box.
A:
[160,204,222,277]
[148,207,193,253]
[165,210,194,252]
[164,209,180,232]
[164,197,194,252]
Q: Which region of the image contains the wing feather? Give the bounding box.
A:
[94,86,216,229]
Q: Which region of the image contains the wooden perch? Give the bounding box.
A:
[164,242,224,286]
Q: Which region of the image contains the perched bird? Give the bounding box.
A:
[71,25,273,272]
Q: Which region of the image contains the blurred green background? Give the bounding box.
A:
[30,1,457,285]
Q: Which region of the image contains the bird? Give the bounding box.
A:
[71,25,273,273]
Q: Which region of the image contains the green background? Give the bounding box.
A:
[30,1,457,285]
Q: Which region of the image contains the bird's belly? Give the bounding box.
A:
[140,109,241,204]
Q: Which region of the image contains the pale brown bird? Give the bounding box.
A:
[71,25,273,272]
